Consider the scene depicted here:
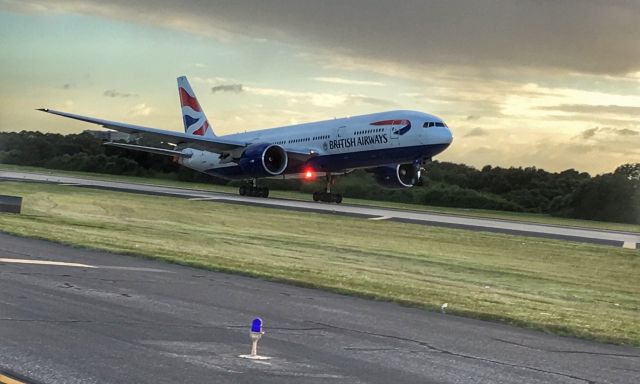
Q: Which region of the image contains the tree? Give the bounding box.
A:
[615,163,640,180]
[551,165,640,224]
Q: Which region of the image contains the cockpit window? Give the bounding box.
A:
[423,121,447,128]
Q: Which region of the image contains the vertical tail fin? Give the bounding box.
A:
[177,76,215,137]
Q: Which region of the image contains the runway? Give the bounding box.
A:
[1,233,638,384]
[1,170,638,249]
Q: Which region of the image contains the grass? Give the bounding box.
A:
[2,163,639,233]
[1,181,639,346]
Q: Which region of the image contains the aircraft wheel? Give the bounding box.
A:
[334,194,343,204]
[313,192,320,202]
[261,187,269,198]
[239,186,247,196]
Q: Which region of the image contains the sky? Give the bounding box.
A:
[0,0,639,174]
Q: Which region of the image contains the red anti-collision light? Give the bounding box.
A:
[304,168,315,180]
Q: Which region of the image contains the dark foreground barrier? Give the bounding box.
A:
[0,195,22,214]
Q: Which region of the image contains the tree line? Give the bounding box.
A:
[1,131,638,224]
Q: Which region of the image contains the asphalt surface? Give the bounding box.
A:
[1,233,639,384]
[1,170,638,249]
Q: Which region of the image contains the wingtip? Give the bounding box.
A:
[36,108,50,112]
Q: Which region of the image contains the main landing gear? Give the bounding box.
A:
[239,180,269,198]
[312,173,342,204]
[313,191,342,203]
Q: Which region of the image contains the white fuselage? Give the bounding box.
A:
[180,110,453,179]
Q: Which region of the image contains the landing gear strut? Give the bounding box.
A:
[312,173,342,203]
[239,180,269,198]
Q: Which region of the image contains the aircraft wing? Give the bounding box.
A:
[38,108,246,153]
[39,108,321,162]
[104,142,192,157]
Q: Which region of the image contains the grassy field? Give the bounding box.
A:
[2,163,639,233]
[1,181,639,346]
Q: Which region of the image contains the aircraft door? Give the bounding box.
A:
[389,120,401,145]
[337,125,347,138]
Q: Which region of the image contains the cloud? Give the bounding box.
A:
[464,127,488,138]
[104,89,136,98]
[313,77,384,86]
[244,86,345,108]
[345,95,395,107]
[57,99,74,109]
[580,127,598,139]
[129,103,152,116]
[192,76,229,84]
[400,92,424,98]
[5,1,639,175]
[618,128,640,136]
[577,126,639,140]
[7,1,640,75]
[441,126,639,175]
[540,104,640,116]
[211,84,243,93]
[242,86,394,108]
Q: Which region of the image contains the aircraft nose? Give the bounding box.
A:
[430,126,452,145]
[444,127,453,144]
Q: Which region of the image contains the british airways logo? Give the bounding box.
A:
[179,87,201,112]
[326,119,411,150]
[370,119,412,136]
[328,134,388,150]
[179,86,210,136]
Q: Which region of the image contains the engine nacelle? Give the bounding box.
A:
[373,163,421,189]
[238,143,288,178]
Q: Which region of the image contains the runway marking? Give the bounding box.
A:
[0,258,171,273]
[188,197,221,201]
[0,258,174,272]
[98,266,172,273]
[369,216,391,221]
[239,354,272,361]
[0,373,28,384]
[0,258,96,268]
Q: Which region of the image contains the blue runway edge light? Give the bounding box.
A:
[251,318,263,333]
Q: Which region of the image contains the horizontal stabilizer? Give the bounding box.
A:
[104,142,192,158]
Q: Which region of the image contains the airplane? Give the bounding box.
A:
[39,76,453,203]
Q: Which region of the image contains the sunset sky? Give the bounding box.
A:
[1,0,638,174]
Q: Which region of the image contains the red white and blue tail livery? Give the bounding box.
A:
[39,76,453,203]
[178,76,214,138]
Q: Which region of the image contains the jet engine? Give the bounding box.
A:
[373,163,421,188]
[238,143,288,178]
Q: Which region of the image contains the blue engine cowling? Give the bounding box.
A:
[238,143,288,178]
[373,163,421,189]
